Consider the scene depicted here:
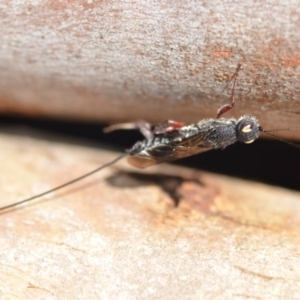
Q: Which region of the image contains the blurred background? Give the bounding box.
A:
[1,0,300,188]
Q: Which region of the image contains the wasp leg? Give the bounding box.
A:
[216,63,242,118]
[103,120,153,139]
[153,120,185,135]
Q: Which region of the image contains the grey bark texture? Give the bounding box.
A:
[1,2,300,298]
[1,1,300,138]
[0,133,300,299]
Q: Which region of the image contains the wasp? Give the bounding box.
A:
[0,64,297,211]
[104,64,269,168]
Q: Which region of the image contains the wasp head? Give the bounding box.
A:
[236,116,260,144]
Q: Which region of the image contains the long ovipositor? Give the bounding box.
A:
[1,63,299,211]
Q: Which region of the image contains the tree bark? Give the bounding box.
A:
[0,133,300,299]
[1,1,300,138]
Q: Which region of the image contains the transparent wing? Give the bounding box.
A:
[127,128,214,168]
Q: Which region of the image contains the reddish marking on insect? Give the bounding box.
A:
[216,63,241,118]
[2,63,300,211]
[152,120,185,135]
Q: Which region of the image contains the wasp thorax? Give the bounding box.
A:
[236,116,259,144]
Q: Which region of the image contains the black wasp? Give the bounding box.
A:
[0,64,297,210]
[104,63,266,168]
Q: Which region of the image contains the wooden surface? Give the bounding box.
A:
[0,133,300,299]
[1,1,300,139]
[1,1,300,298]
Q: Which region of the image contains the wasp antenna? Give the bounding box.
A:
[217,63,243,118]
[0,153,127,212]
[261,126,300,133]
[259,126,300,149]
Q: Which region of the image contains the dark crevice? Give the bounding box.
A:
[0,114,299,191]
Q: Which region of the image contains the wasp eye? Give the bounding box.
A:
[241,123,253,133]
[244,139,255,144]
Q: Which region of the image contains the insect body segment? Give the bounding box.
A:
[3,63,296,212]
[126,115,260,168]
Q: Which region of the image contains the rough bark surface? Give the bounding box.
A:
[1,1,300,139]
[0,133,300,299]
[1,1,300,298]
